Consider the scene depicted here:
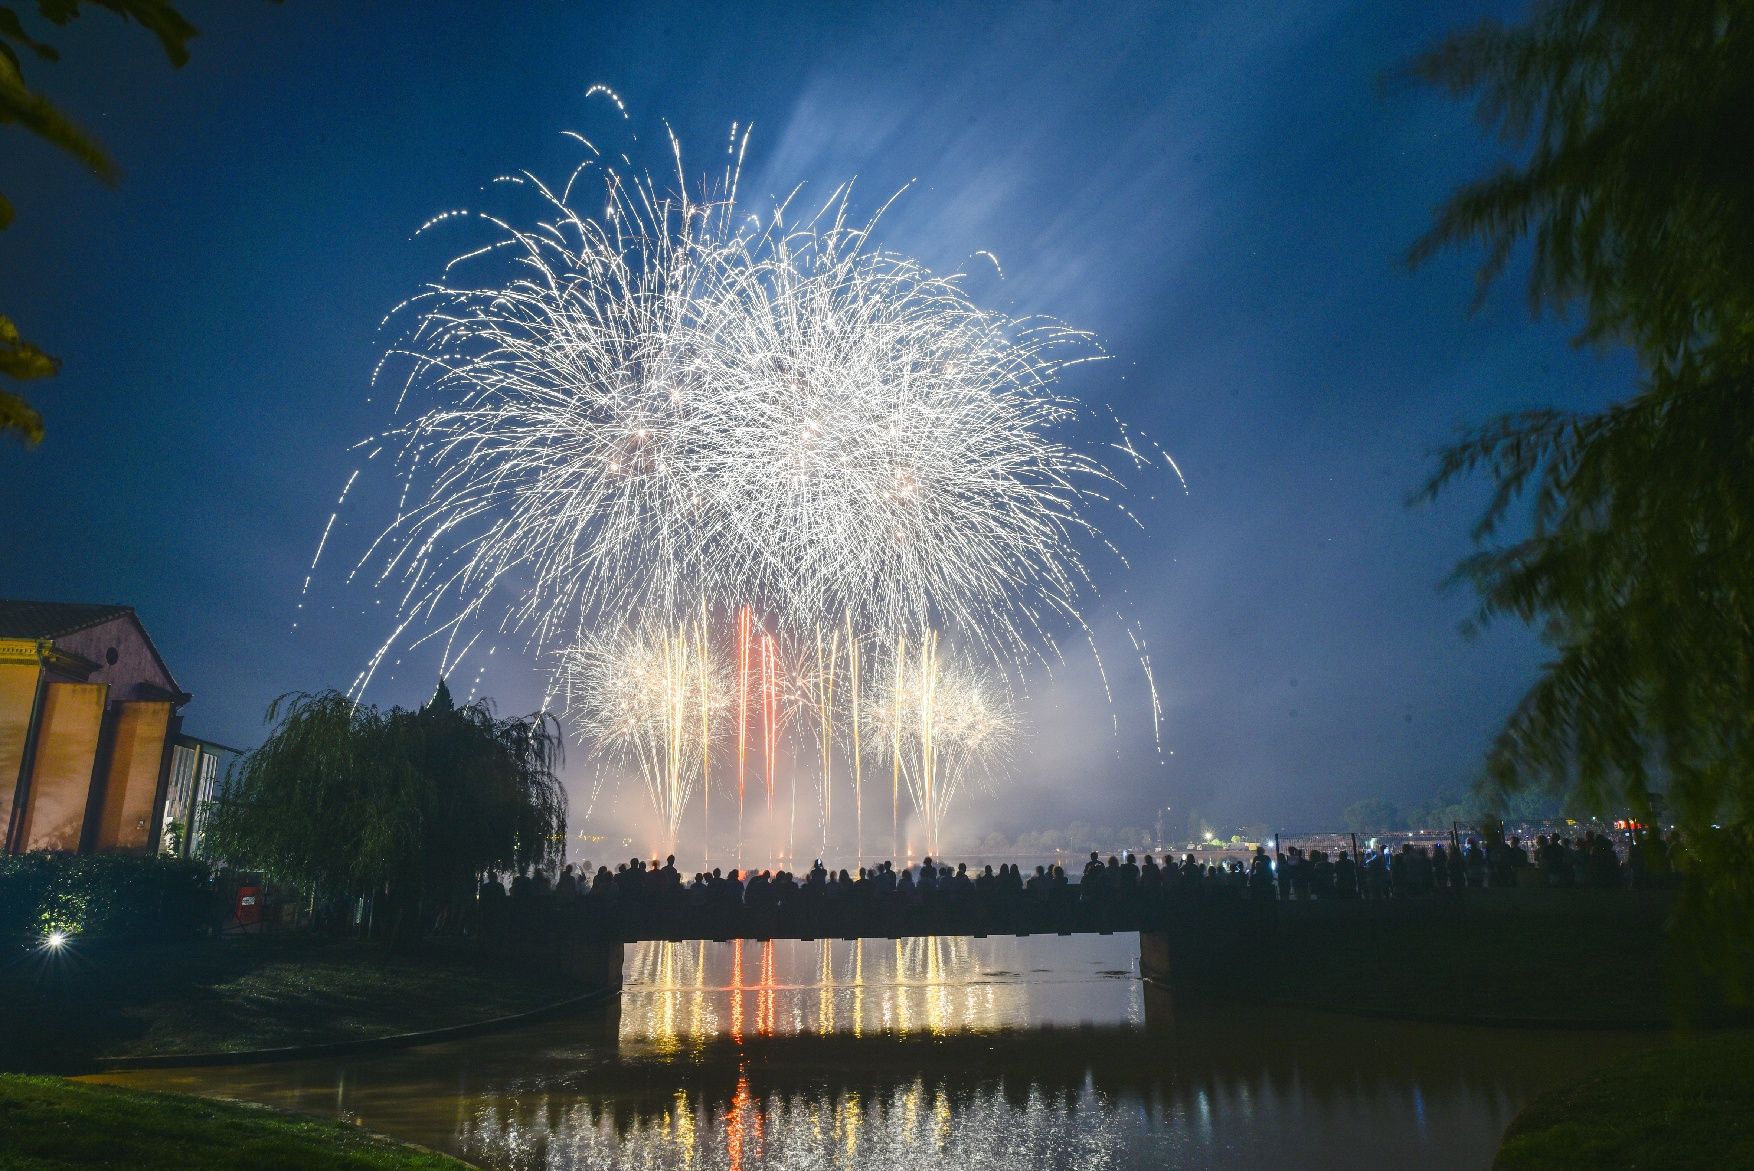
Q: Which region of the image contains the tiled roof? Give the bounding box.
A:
[0,600,136,640]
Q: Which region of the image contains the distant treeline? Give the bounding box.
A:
[1344,789,1594,836]
[943,818,1273,857]
[941,792,1611,857]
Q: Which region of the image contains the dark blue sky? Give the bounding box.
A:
[1,1,1628,838]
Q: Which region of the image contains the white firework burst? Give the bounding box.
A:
[688,218,1107,657]
[346,127,1108,695]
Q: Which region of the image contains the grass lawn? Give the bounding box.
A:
[1496,1030,1754,1169]
[0,935,584,1073]
[0,1074,471,1170]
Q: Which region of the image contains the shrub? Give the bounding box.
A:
[0,853,211,943]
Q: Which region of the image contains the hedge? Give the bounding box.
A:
[0,853,211,943]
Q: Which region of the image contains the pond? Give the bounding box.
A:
[94,935,1648,1169]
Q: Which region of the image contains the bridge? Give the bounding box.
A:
[497,884,1667,1007]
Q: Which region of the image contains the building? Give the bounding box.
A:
[159,733,241,858]
[0,600,234,856]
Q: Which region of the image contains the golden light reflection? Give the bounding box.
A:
[670,1088,695,1160]
[691,939,708,1051]
[852,940,864,1039]
[840,1089,862,1162]
[625,936,1029,1048]
[816,939,834,1037]
[656,941,679,1055]
[934,1089,954,1151]
[927,937,948,1035]
[430,1072,1151,1170]
[892,938,909,1037]
[730,940,745,1044]
[758,940,776,1037]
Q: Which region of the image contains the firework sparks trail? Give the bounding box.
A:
[761,628,779,815]
[891,634,903,859]
[864,633,1018,858]
[809,625,839,857]
[556,617,728,853]
[698,600,711,860]
[846,610,863,861]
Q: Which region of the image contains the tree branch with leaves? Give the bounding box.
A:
[1411,0,1754,1003]
[1,1,200,446]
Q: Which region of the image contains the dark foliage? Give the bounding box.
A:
[1411,1,1754,999]
[1407,1,1754,360]
[202,688,567,936]
[0,852,210,942]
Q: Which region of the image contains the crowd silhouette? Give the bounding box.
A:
[472,828,1671,942]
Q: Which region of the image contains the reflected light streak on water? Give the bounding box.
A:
[628,936,1043,1044]
[89,934,1654,1171]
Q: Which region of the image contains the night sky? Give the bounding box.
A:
[0,1,1629,840]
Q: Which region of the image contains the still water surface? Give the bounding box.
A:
[97,936,1646,1169]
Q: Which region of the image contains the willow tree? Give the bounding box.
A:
[204,686,566,940]
[1411,1,1754,994]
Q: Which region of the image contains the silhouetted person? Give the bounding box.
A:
[1248,847,1274,899]
[1333,850,1357,898]
[1463,837,1487,888]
